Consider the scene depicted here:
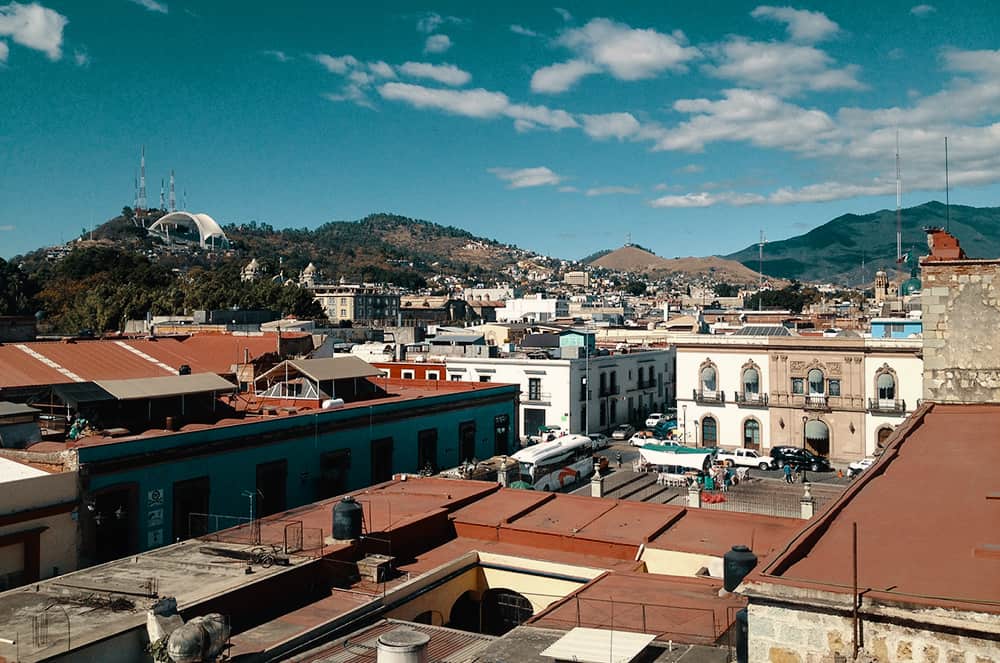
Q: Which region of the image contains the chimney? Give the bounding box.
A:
[376,628,429,663]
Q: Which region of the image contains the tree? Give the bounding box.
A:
[714,282,739,297]
[626,280,647,296]
[0,258,39,315]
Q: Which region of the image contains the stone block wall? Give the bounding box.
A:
[921,260,1000,403]
[748,603,998,663]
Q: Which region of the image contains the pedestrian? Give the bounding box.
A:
[616,451,622,469]
[783,463,793,484]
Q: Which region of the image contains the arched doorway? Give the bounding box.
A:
[701,416,718,447]
[480,588,533,636]
[804,420,830,456]
[743,419,760,450]
[449,590,480,632]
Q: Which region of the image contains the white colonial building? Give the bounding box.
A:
[495,295,569,323]
[675,333,922,462]
[446,349,675,440]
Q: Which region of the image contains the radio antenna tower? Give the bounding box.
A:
[895,130,902,264]
[758,230,766,311]
[159,178,165,210]
[133,173,139,210]
[944,136,951,233]
[138,145,147,210]
[182,189,188,210]
[169,170,176,211]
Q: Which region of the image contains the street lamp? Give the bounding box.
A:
[801,416,808,449]
[584,347,590,436]
[694,420,700,447]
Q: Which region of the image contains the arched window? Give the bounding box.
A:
[701,365,717,392]
[743,419,760,449]
[804,419,830,456]
[701,416,718,447]
[808,369,825,395]
[877,426,893,448]
[742,367,759,396]
[877,372,896,401]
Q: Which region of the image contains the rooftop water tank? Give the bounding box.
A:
[376,628,430,663]
[332,495,363,541]
[723,545,758,592]
[166,614,229,663]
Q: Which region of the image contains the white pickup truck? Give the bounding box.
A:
[715,448,774,470]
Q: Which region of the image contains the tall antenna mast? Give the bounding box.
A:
[944,136,951,233]
[182,189,188,210]
[895,130,902,263]
[169,170,176,211]
[138,145,147,210]
[133,172,139,211]
[159,178,165,210]
[758,230,766,311]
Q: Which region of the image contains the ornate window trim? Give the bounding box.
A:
[874,363,898,400]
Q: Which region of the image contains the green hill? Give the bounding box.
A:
[724,201,1000,285]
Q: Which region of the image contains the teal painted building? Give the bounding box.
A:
[77,382,517,565]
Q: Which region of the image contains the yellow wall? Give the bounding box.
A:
[0,472,79,583]
[640,548,722,578]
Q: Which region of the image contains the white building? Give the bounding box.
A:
[446,349,675,440]
[462,286,516,302]
[496,295,569,323]
[674,334,922,462]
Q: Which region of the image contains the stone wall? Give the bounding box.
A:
[921,260,1000,403]
[748,602,998,663]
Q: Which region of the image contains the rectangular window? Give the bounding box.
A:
[371,437,394,484]
[401,369,415,379]
[579,377,587,401]
[828,379,841,397]
[479,376,492,382]
[255,460,287,517]
[459,421,476,463]
[172,476,210,541]
[792,378,804,395]
[417,429,438,473]
[318,449,351,500]
[450,375,463,381]
[493,415,510,456]
[426,371,440,380]
[528,377,542,401]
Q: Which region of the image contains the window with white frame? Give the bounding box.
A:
[401,369,415,379]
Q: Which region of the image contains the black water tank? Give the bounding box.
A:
[178,364,191,375]
[735,608,749,663]
[723,545,758,592]
[332,496,363,540]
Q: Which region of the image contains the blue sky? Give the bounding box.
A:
[2,0,999,261]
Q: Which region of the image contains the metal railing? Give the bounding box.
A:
[867,398,906,414]
[522,391,552,404]
[693,389,725,404]
[802,395,830,410]
[734,392,769,407]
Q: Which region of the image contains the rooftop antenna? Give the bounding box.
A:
[944,136,951,233]
[169,170,176,211]
[138,145,147,211]
[159,178,165,210]
[895,130,902,264]
[133,172,139,214]
[626,232,632,247]
[182,189,188,210]
[758,230,766,311]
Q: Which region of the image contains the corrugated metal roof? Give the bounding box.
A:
[0,401,40,417]
[258,357,382,383]
[540,627,656,663]
[95,373,236,400]
[291,619,494,663]
[51,382,115,406]
[733,325,791,336]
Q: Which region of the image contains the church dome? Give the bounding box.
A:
[900,277,922,296]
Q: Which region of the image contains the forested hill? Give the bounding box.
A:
[724,201,1000,285]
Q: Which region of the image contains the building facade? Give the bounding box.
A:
[446,349,674,439]
[496,295,569,323]
[675,336,922,461]
[311,284,400,325]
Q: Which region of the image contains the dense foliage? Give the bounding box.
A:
[743,283,822,313]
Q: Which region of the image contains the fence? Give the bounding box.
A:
[190,513,325,554]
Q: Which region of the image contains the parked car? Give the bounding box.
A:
[769,446,832,472]
[611,424,635,440]
[588,433,610,450]
[629,430,657,447]
[528,425,564,444]
[652,418,678,438]
[847,456,876,478]
[645,412,665,428]
[716,448,774,471]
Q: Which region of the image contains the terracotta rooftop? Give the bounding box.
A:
[754,402,1000,614]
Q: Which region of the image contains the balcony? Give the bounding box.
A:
[637,379,656,390]
[802,395,830,411]
[523,391,552,405]
[693,389,725,405]
[599,385,620,397]
[735,392,769,408]
[868,398,907,415]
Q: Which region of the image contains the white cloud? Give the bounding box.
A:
[379,82,509,118]
[416,12,462,34]
[510,24,538,37]
[750,5,839,42]
[0,224,14,231]
[675,164,704,174]
[368,60,395,78]
[262,50,290,63]
[942,47,1000,77]
[489,166,564,189]
[910,4,936,16]
[554,7,572,22]
[127,0,167,13]
[705,37,863,95]
[0,40,8,63]
[311,53,359,74]
[530,59,599,93]
[399,61,470,86]
[586,185,640,196]
[648,191,766,208]
[655,88,836,153]
[378,81,577,132]
[73,48,88,67]
[556,18,701,81]
[580,112,641,140]
[323,85,376,110]
[558,185,579,193]
[424,34,452,54]
[0,1,67,60]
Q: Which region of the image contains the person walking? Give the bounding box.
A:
[616,451,623,469]
[783,463,793,484]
